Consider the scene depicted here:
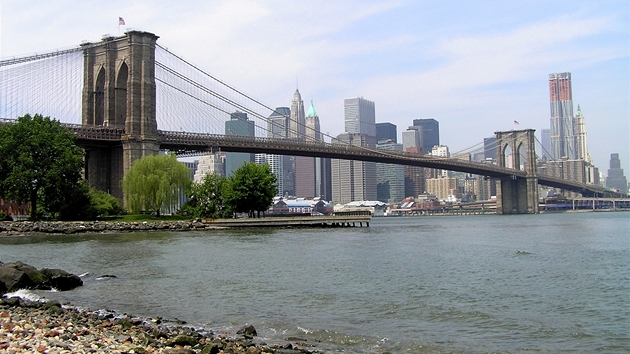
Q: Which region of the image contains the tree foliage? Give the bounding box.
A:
[182,173,231,219]
[89,187,123,217]
[122,154,192,217]
[224,162,278,217]
[0,114,85,220]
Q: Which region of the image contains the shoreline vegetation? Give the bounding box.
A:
[0,296,326,354]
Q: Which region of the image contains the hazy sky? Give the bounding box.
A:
[1,0,628,174]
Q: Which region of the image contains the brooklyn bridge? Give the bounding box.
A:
[0,31,619,214]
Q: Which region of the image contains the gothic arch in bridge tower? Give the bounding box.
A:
[81,31,160,202]
[93,67,105,126]
[114,61,128,128]
[494,129,539,214]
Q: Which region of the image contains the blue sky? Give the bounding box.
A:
[1,0,628,175]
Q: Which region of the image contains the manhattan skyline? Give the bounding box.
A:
[0,1,627,173]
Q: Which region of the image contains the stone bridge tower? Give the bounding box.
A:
[81,31,160,200]
[495,129,539,214]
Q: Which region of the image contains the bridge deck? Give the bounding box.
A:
[0,119,619,198]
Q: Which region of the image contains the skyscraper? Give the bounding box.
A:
[344,97,376,137]
[376,140,405,203]
[540,129,551,161]
[268,107,290,139]
[266,107,291,196]
[295,99,321,198]
[331,133,377,203]
[484,137,497,161]
[574,105,589,162]
[402,129,421,151]
[606,153,628,194]
[549,72,576,160]
[305,100,321,142]
[376,122,397,143]
[409,118,439,154]
[224,111,255,177]
[289,89,306,139]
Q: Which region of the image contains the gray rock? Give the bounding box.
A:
[41,268,83,291]
[0,261,83,295]
[236,324,257,337]
[0,261,43,292]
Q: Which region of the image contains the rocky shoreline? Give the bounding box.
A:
[0,297,327,354]
[0,262,332,353]
[0,221,225,236]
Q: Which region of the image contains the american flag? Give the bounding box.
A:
[119,17,125,26]
[514,120,519,125]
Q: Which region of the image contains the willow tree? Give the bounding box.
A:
[122,154,191,216]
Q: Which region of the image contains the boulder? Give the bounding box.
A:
[0,261,43,293]
[41,268,83,291]
[0,261,83,295]
[236,324,257,337]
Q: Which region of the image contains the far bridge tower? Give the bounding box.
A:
[495,129,539,214]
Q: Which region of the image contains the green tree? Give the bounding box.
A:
[122,153,192,217]
[224,162,278,218]
[0,114,85,220]
[89,187,123,217]
[183,173,230,219]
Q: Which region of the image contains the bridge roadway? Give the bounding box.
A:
[158,130,609,197]
[0,119,615,197]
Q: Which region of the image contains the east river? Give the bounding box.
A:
[1,212,628,353]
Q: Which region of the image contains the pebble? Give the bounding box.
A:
[0,299,325,354]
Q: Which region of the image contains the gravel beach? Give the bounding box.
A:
[0,297,327,354]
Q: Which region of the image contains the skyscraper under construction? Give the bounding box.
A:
[549,72,576,160]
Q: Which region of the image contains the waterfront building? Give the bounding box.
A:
[224,111,255,177]
[376,139,405,203]
[549,72,577,160]
[344,97,376,137]
[376,122,397,143]
[425,177,459,201]
[605,153,628,194]
[0,199,29,219]
[409,118,439,154]
[331,133,377,204]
